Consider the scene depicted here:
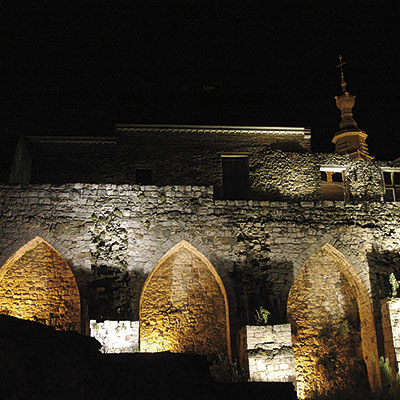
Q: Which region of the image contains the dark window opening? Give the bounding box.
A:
[383,171,400,202]
[321,170,345,200]
[136,169,152,185]
[332,172,343,182]
[222,157,249,200]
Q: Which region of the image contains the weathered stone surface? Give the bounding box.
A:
[16,128,400,203]
[140,241,230,357]
[240,324,296,384]
[1,180,400,395]
[0,237,81,332]
[288,246,370,399]
[90,320,139,353]
[381,298,400,380]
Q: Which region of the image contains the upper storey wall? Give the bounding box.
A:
[11,126,400,202]
[23,126,310,186]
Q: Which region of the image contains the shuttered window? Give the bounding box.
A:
[222,156,249,200]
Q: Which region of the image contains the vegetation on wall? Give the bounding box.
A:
[255,306,270,326]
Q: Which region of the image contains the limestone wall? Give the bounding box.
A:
[1,183,400,354]
[240,324,295,383]
[89,320,139,353]
[21,133,400,203]
[381,298,400,378]
[288,246,369,398]
[0,237,81,332]
[140,241,230,357]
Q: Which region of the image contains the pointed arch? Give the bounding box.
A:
[140,240,231,359]
[287,243,379,399]
[0,237,81,332]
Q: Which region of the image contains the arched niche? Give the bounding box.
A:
[0,237,81,332]
[139,240,231,359]
[287,243,379,399]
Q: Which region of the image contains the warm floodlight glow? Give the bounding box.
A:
[139,241,231,359]
[0,237,81,332]
[288,244,378,399]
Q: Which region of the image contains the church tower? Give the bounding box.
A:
[332,56,373,160]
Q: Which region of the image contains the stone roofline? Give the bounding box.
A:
[25,125,312,145]
[115,124,312,138]
[26,136,117,145]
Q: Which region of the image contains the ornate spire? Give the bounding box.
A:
[332,56,373,160]
[334,56,358,130]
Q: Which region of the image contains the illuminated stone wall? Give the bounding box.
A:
[240,324,296,383]
[140,241,231,358]
[381,298,400,379]
[1,182,400,389]
[17,131,398,203]
[287,246,375,399]
[0,237,81,332]
[90,320,139,353]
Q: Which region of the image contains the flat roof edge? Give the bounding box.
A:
[116,124,311,135]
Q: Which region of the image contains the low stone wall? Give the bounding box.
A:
[241,324,296,383]
[381,298,400,379]
[90,320,139,353]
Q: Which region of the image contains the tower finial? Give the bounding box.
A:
[332,56,373,160]
[336,55,348,93]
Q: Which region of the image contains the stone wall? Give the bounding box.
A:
[140,241,231,357]
[89,320,139,353]
[20,131,400,203]
[2,183,400,370]
[381,298,400,380]
[287,245,370,399]
[240,324,296,383]
[0,237,81,332]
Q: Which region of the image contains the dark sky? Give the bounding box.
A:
[2,2,400,163]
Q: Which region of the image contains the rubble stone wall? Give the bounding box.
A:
[1,183,400,360]
[381,298,400,379]
[89,320,139,353]
[243,324,296,383]
[139,241,230,357]
[23,135,400,203]
[0,237,81,331]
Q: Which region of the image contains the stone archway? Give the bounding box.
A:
[287,244,379,399]
[0,237,81,332]
[139,240,231,359]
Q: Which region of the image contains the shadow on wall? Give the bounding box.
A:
[367,247,400,358]
[230,259,294,326]
[89,266,147,321]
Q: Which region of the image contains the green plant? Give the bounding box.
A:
[389,273,399,298]
[379,356,392,388]
[255,306,270,325]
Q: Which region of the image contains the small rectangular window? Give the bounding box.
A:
[320,167,345,201]
[136,168,152,185]
[383,170,400,202]
[221,156,249,200]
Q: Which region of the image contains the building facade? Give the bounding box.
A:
[2,82,400,398]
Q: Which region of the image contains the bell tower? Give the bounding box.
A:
[332,56,373,160]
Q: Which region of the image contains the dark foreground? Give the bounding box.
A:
[0,315,296,399]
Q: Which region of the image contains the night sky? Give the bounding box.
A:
[2,2,400,171]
